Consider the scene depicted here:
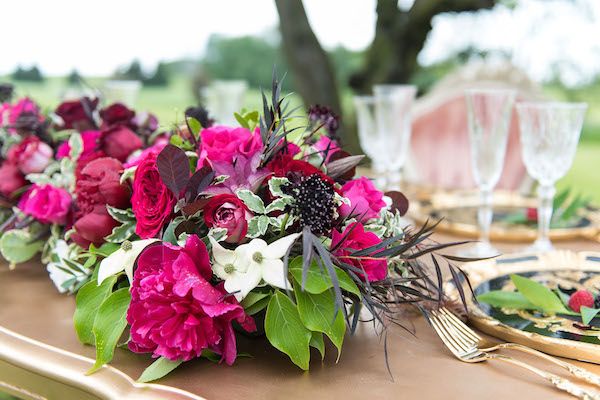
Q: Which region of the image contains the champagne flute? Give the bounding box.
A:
[354,95,387,188]
[463,89,516,257]
[373,85,416,190]
[516,102,587,252]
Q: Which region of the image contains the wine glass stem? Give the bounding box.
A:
[537,184,556,246]
[478,189,493,245]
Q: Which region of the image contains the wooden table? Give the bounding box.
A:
[1,234,600,400]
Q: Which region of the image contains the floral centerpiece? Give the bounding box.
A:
[0,76,468,382]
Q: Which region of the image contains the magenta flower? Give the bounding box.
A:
[198,125,263,165]
[18,184,72,225]
[56,130,101,160]
[312,136,340,163]
[339,177,386,222]
[206,152,270,195]
[127,235,256,363]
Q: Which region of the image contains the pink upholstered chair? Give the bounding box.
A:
[406,63,544,190]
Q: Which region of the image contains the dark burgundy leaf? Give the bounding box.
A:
[185,166,215,202]
[181,197,211,216]
[327,150,355,180]
[385,191,410,216]
[157,144,190,198]
[326,155,364,179]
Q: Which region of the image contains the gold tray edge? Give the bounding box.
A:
[447,250,600,363]
[0,326,206,400]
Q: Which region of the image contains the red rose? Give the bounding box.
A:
[204,194,252,243]
[71,207,120,248]
[100,125,143,162]
[0,162,26,197]
[331,222,388,282]
[132,152,176,239]
[7,136,53,174]
[100,103,136,128]
[55,97,98,131]
[267,153,333,184]
[75,157,130,216]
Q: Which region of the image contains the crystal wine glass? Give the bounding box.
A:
[516,102,587,253]
[373,85,416,190]
[354,95,387,188]
[463,89,516,257]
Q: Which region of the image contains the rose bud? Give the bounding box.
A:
[100,125,143,162]
[100,103,136,128]
[54,97,98,131]
[7,136,53,174]
[203,194,253,244]
[0,162,26,197]
[18,184,71,225]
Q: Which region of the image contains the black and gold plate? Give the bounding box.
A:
[445,251,600,363]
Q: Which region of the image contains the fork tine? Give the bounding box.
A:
[432,310,475,352]
[440,307,481,342]
[428,313,463,357]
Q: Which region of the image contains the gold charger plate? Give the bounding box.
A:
[410,189,600,242]
[446,251,600,364]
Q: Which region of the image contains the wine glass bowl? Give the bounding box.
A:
[516,101,587,252]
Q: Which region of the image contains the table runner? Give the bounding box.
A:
[1,234,599,399]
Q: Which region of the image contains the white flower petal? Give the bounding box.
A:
[98,249,126,285]
[234,239,268,261]
[223,265,262,301]
[260,258,291,290]
[209,237,236,265]
[263,233,301,260]
[124,239,159,282]
[47,263,71,294]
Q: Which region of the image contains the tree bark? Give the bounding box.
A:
[350,0,495,92]
[274,0,342,116]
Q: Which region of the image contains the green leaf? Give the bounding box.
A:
[510,274,575,315]
[187,117,202,137]
[257,215,269,236]
[106,206,135,224]
[265,198,290,214]
[581,307,600,325]
[553,188,570,210]
[288,257,360,296]
[310,332,325,361]
[74,276,117,345]
[236,189,265,213]
[268,177,292,199]
[240,291,272,316]
[265,291,311,370]
[69,132,84,160]
[88,242,120,257]
[0,229,44,265]
[162,216,185,245]
[88,288,131,373]
[138,357,183,383]
[247,217,260,238]
[477,291,539,309]
[294,283,345,359]
[104,221,136,243]
[234,112,250,129]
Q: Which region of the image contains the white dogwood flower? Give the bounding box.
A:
[97,239,158,284]
[210,233,300,301]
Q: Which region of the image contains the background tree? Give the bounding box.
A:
[114,59,145,81]
[349,0,496,92]
[274,0,341,116]
[12,65,44,82]
[144,61,169,86]
[67,69,82,85]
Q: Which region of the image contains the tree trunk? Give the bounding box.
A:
[274,0,342,117]
[350,0,495,92]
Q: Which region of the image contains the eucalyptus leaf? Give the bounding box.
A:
[265,291,311,370]
[0,229,44,266]
[581,306,600,325]
[74,276,117,345]
[138,357,183,383]
[88,288,131,373]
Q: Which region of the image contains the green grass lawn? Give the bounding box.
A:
[4,77,600,204]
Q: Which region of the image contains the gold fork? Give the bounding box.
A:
[435,307,600,388]
[428,308,600,400]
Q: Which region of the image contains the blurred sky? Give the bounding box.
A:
[1,0,599,85]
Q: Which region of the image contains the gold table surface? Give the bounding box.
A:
[2,234,600,400]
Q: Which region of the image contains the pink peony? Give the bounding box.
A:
[56,130,101,160]
[198,125,263,165]
[331,222,388,282]
[18,184,71,225]
[127,235,256,363]
[7,136,53,174]
[0,162,26,197]
[312,136,340,163]
[339,177,386,222]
